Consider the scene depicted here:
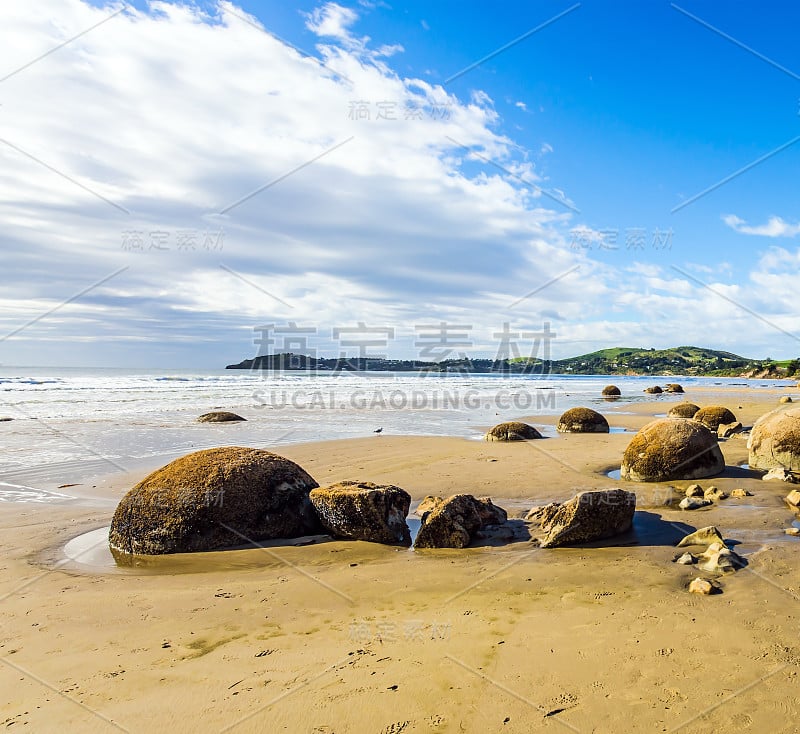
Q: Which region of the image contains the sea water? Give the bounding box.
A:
[0,366,792,492]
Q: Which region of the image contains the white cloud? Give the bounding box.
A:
[304,2,359,42]
[723,214,800,238]
[515,100,527,111]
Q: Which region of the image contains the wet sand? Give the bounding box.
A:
[1,387,799,732]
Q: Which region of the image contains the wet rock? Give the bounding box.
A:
[718,421,743,439]
[109,447,320,555]
[414,494,508,549]
[621,418,725,482]
[785,527,800,536]
[675,552,696,565]
[748,406,800,472]
[685,484,704,498]
[664,383,684,393]
[538,489,636,548]
[556,407,609,434]
[679,497,712,510]
[697,543,742,574]
[644,385,663,394]
[309,481,412,545]
[703,486,728,502]
[602,385,621,396]
[677,526,727,549]
[668,403,700,419]
[688,578,716,595]
[197,411,246,423]
[764,467,799,483]
[484,421,542,441]
[694,406,737,432]
[525,503,561,525]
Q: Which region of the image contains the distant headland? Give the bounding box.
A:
[227,346,799,378]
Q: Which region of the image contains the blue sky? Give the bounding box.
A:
[1,1,799,367]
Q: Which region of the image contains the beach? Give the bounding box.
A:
[2,384,800,733]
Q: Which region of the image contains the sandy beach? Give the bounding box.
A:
[2,386,800,733]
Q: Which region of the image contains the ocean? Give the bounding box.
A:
[0,366,792,493]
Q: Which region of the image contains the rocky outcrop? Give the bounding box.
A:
[694,406,737,432]
[556,407,609,433]
[621,418,725,482]
[197,411,246,423]
[485,421,542,441]
[414,494,508,549]
[309,481,411,545]
[748,406,800,472]
[538,489,636,548]
[109,447,320,555]
[668,403,700,419]
[602,385,621,396]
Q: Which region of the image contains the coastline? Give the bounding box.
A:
[1,386,799,732]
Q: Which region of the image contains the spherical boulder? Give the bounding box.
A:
[485,421,542,441]
[668,402,700,419]
[621,418,725,482]
[748,406,800,472]
[602,385,621,396]
[694,406,737,432]
[557,407,609,433]
[309,481,411,545]
[109,447,320,555]
[664,383,684,393]
[644,385,663,394]
[197,411,246,423]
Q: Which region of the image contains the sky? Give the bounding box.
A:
[1,0,799,367]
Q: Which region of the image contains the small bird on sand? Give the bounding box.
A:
[373,427,383,434]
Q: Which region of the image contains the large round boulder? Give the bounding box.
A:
[602,385,621,396]
[309,481,411,545]
[557,407,609,433]
[694,406,737,432]
[668,402,700,419]
[621,418,725,482]
[197,411,246,423]
[748,406,800,472]
[664,383,684,393]
[109,447,320,555]
[644,386,663,394]
[485,421,542,441]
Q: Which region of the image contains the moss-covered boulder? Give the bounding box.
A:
[484,421,542,441]
[602,385,621,396]
[694,406,737,432]
[748,406,800,472]
[557,407,609,433]
[668,402,700,419]
[309,481,411,545]
[539,489,636,548]
[621,418,725,482]
[197,411,246,423]
[414,494,507,549]
[109,447,320,555]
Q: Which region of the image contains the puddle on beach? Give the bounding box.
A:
[63,517,426,575]
[607,469,622,480]
[608,427,630,433]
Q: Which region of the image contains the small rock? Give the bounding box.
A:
[718,421,743,439]
[677,526,727,549]
[675,552,696,565]
[679,497,713,511]
[703,486,728,501]
[785,489,800,507]
[785,527,800,536]
[730,488,751,498]
[685,484,704,498]
[780,396,793,404]
[688,578,715,595]
[697,543,742,574]
[764,468,799,483]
